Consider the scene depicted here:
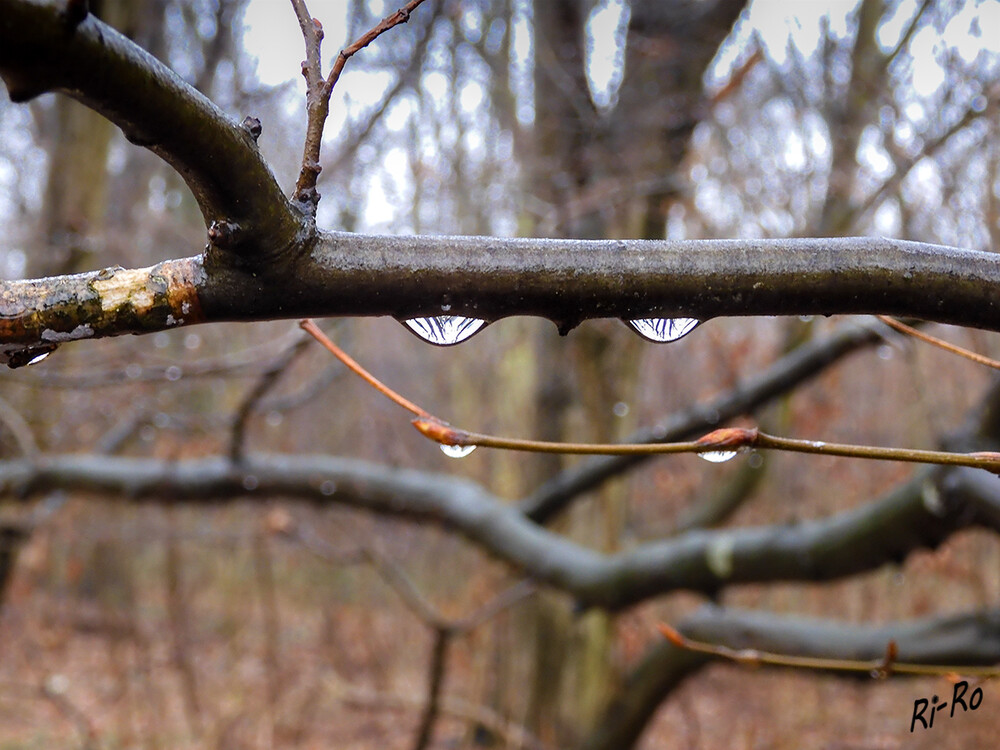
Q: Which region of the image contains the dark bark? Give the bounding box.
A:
[2,453,999,610]
[4,235,1000,364]
[0,0,303,261]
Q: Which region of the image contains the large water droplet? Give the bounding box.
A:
[625,318,700,343]
[699,450,737,463]
[26,351,52,366]
[441,444,477,458]
[403,316,487,346]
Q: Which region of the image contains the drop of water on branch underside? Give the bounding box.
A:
[699,450,738,463]
[441,444,477,458]
[1,343,59,369]
[403,316,487,346]
[625,318,700,343]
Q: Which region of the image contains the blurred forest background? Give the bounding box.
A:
[1,0,1000,747]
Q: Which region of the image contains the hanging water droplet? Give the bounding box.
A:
[699,450,737,463]
[0,343,59,368]
[625,317,700,343]
[441,444,477,458]
[403,316,487,346]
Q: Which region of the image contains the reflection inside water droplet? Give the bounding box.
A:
[26,351,52,366]
[403,316,487,346]
[699,450,737,463]
[441,444,477,458]
[625,317,700,343]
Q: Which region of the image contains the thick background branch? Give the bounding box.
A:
[584,605,1000,750]
[3,454,999,610]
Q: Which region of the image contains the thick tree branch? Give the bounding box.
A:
[584,604,1000,750]
[2,454,998,610]
[3,236,1000,365]
[0,0,303,258]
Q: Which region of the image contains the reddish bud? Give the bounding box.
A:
[412,417,469,446]
[696,427,758,449]
[656,623,687,648]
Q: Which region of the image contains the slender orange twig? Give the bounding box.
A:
[877,315,1000,371]
[299,319,430,417]
[301,319,1000,474]
[657,623,1000,678]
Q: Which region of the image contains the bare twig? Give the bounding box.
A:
[0,393,38,456]
[283,515,534,632]
[326,1,429,93]
[289,0,429,210]
[229,333,312,462]
[412,627,449,750]
[658,622,1000,678]
[302,318,1000,474]
[324,676,549,750]
[877,315,1000,371]
[300,319,430,417]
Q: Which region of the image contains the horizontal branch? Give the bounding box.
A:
[205,234,1000,329]
[2,453,998,609]
[3,236,1000,363]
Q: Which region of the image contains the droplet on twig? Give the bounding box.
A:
[441,444,477,458]
[698,450,738,463]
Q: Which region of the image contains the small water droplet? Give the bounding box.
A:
[2,343,59,368]
[699,450,737,463]
[612,401,629,418]
[403,316,487,346]
[441,444,477,458]
[625,317,700,343]
[319,480,337,496]
[242,474,259,491]
[165,365,183,381]
[125,363,143,379]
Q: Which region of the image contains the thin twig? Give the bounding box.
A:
[658,622,1000,678]
[289,0,429,209]
[877,315,1000,371]
[326,0,430,92]
[229,333,312,462]
[325,676,549,750]
[300,319,430,417]
[304,319,1000,474]
[285,514,534,632]
[0,393,38,456]
[412,627,449,750]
